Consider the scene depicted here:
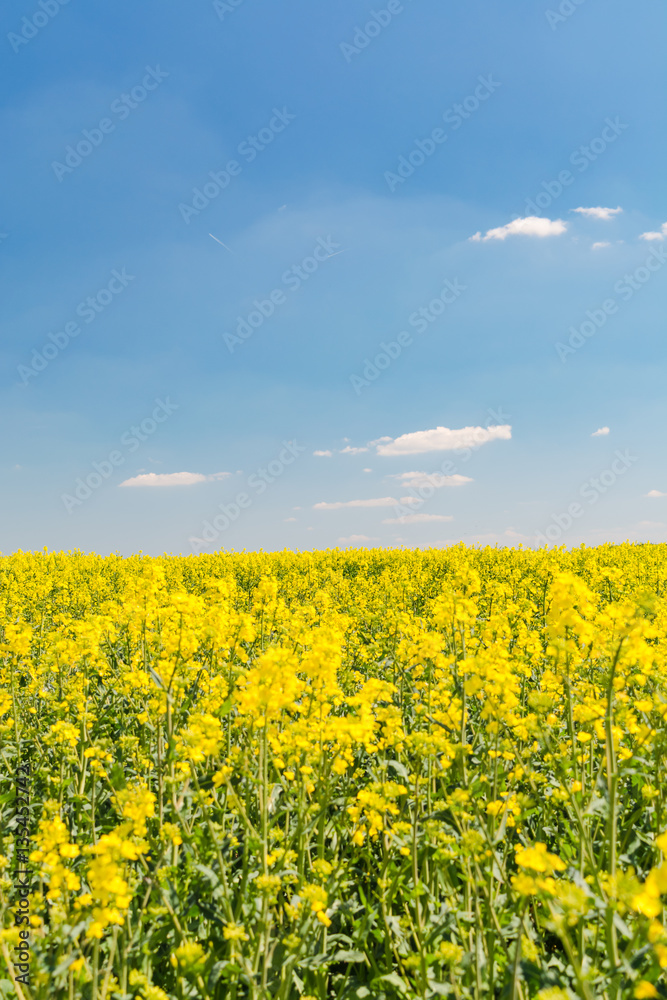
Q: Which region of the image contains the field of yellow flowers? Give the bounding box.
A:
[2,545,667,1000]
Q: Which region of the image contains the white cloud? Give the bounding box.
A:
[470,216,566,242]
[591,427,610,437]
[119,471,229,488]
[363,467,372,473]
[646,490,667,498]
[390,471,473,489]
[314,446,369,456]
[592,242,611,250]
[337,534,379,545]
[383,513,453,525]
[399,496,425,504]
[640,222,667,241]
[376,424,511,456]
[313,497,397,510]
[572,206,622,220]
[284,517,297,522]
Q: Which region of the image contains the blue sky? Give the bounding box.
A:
[1,0,666,554]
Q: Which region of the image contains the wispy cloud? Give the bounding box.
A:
[591,427,610,437]
[376,424,511,456]
[592,242,611,250]
[646,490,667,498]
[390,471,473,488]
[313,445,368,456]
[314,497,397,510]
[640,222,667,241]
[470,216,566,242]
[572,206,622,220]
[337,534,379,545]
[119,471,229,488]
[383,513,453,524]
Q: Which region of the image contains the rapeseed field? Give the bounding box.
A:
[2,544,667,1000]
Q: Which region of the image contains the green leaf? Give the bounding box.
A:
[428,983,452,996]
[333,949,365,963]
[387,759,409,780]
[109,762,127,789]
[207,960,229,988]
[378,972,410,994]
[194,863,220,888]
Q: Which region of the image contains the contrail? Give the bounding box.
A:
[209,233,233,252]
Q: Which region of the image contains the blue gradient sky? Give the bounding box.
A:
[1,0,666,554]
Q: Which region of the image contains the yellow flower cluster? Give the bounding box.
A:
[3,544,667,998]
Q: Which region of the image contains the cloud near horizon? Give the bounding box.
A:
[383,513,454,524]
[469,216,566,242]
[377,424,511,456]
[313,445,369,456]
[118,471,230,487]
[572,206,622,220]
[390,471,473,489]
[337,534,379,545]
[314,497,398,510]
[640,222,667,241]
